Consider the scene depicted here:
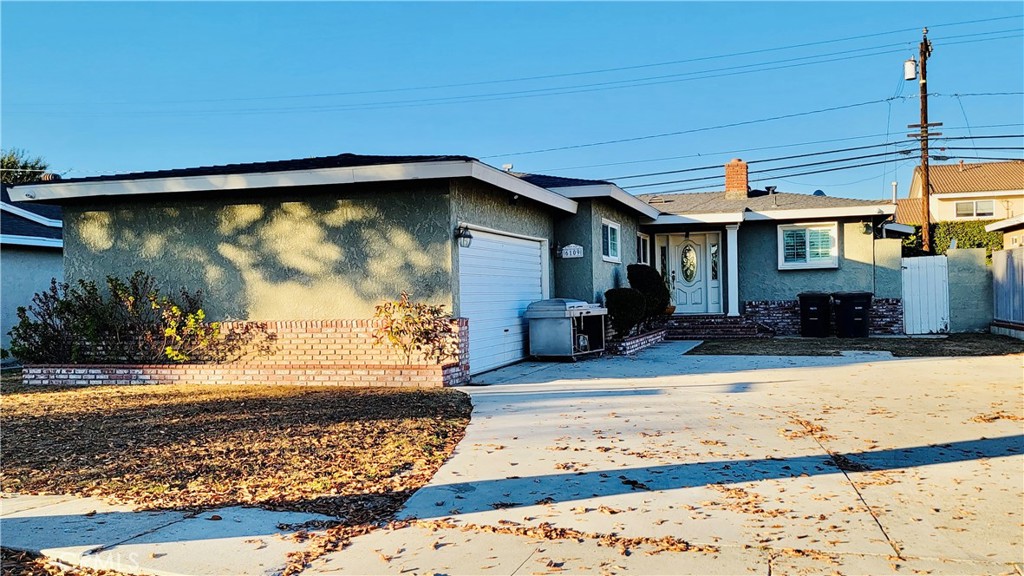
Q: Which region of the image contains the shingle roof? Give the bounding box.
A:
[916,161,1024,195]
[0,211,62,240]
[12,153,477,186]
[638,190,891,215]
[1,185,62,220]
[514,173,613,188]
[895,198,924,225]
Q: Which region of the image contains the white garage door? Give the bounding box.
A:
[458,229,545,375]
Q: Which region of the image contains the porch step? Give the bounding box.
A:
[665,315,774,340]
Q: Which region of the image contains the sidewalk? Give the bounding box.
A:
[1,494,333,575]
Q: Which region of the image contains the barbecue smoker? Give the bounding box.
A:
[524,298,607,359]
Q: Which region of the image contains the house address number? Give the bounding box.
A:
[560,244,584,259]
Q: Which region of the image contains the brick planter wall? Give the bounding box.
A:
[743,300,801,336]
[22,318,470,388]
[743,299,904,336]
[607,329,667,355]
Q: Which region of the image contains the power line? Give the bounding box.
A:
[483,98,906,158]
[535,124,1023,172]
[607,141,918,180]
[15,15,1020,108]
[622,150,915,189]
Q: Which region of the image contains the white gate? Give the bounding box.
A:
[902,255,950,334]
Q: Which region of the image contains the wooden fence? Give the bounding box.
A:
[993,247,1024,327]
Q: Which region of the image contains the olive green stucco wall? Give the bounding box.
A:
[553,199,639,303]
[737,220,902,302]
[449,178,559,315]
[63,181,453,321]
[553,201,593,302]
[590,199,638,303]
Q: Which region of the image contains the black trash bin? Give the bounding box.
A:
[798,292,832,337]
[832,292,872,338]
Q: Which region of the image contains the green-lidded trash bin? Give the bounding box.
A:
[798,292,832,337]
[832,292,872,338]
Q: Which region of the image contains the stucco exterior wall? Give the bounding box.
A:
[931,195,1023,222]
[738,220,884,302]
[947,248,993,332]
[590,199,639,304]
[449,178,558,314]
[554,200,594,302]
[0,245,63,352]
[872,238,903,299]
[63,181,453,321]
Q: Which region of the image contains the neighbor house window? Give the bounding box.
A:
[602,219,621,263]
[636,233,650,265]
[777,223,839,270]
[955,200,995,218]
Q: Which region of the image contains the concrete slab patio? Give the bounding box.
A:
[3,343,1022,575]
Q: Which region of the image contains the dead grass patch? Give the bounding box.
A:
[688,333,1024,357]
[0,381,471,522]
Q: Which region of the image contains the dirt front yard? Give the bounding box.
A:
[688,333,1024,357]
[0,377,471,522]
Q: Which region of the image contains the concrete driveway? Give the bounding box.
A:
[311,343,1023,575]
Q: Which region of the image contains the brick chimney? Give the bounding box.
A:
[724,158,749,199]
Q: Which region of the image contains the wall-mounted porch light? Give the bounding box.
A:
[454,225,474,248]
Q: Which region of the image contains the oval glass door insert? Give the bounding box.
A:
[682,245,698,282]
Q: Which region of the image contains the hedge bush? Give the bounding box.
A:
[901,220,1003,260]
[604,288,646,339]
[7,272,275,365]
[627,263,670,328]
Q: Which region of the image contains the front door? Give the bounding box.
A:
[667,233,722,314]
[670,235,706,314]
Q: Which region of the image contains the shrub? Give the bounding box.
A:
[604,288,646,339]
[901,221,1003,260]
[627,263,670,327]
[7,272,275,365]
[374,292,460,364]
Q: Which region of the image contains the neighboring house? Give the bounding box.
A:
[0,185,63,354]
[637,159,901,335]
[985,215,1024,248]
[8,153,898,375]
[897,160,1024,224]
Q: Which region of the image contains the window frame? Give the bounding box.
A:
[777,222,839,270]
[955,200,996,219]
[636,232,650,265]
[601,219,621,263]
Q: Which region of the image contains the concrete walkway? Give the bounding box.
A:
[3,343,1022,575]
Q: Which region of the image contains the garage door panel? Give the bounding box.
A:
[458,229,544,375]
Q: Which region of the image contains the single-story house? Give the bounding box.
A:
[637,159,901,336]
[7,154,658,376]
[9,153,898,377]
[1,184,63,355]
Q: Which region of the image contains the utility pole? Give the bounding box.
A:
[907,28,941,252]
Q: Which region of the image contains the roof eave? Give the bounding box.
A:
[985,214,1024,232]
[549,184,660,219]
[8,160,579,215]
[743,205,896,221]
[0,234,63,248]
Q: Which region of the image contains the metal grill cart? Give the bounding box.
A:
[524,298,607,360]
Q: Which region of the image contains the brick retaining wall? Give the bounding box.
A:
[607,329,667,355]
[743,299,904,336]
[22,318,471,388]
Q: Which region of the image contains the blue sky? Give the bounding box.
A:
[2,2,1022,200]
